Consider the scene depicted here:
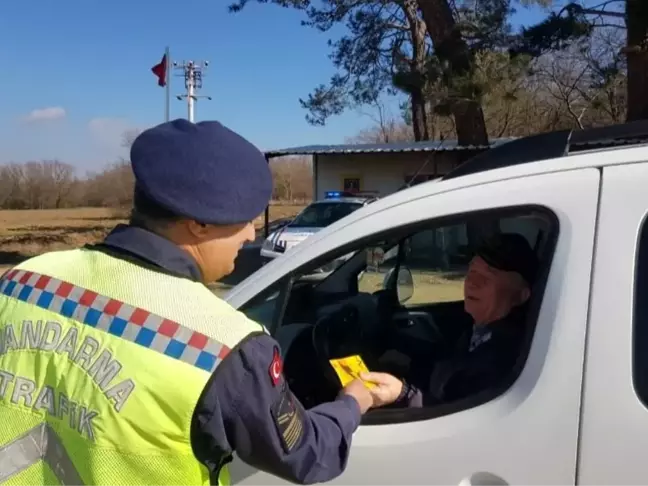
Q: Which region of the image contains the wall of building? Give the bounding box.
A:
[313,151,478,200]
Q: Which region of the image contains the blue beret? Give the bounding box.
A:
[130,118,272,225]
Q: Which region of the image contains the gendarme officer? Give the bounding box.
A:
[0,119,399,486]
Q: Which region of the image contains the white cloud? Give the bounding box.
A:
[22,106,66,123]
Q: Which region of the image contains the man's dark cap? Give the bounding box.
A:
[475,232,539,286]
[130,118,272,225]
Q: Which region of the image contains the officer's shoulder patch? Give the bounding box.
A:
[268,346,283,387]
[270,387,304,454]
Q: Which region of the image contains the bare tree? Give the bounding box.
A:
[45,160,76,209]
[83,159,135,209]
[535,50,593,129]
[7,160,76,210]
[270,157,312,202]
[350,101,415,143]
[22,162,48,210]
[532,26,627,130]
[578,25,627,124]
[348,122,415,144]
[0,164,24,209]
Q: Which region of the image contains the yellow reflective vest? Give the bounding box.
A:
[0,248,263,485]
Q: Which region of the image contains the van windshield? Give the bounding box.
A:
[290,202,363,228]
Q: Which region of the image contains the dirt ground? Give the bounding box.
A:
[0,205,305,275]
[1,206,464,304]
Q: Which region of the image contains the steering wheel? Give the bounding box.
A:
[311,303,368,390]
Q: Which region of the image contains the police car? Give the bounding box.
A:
[224,121,648,484]
[260,191,378,263]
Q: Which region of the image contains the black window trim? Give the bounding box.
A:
[632,211,648,406]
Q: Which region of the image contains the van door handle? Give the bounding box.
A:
[459,472,508,486]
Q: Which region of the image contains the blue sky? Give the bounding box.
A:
[0,0,556,173]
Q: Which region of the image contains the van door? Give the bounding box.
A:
[577,162,648,484]
[229,169,600,485]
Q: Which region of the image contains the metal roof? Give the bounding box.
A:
[265,138,516,158]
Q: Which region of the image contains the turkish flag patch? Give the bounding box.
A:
[269,346,283,386]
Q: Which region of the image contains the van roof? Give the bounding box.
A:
[444,121,648,181]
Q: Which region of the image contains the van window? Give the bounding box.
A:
[240,206,558,423]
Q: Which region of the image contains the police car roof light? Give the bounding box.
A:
[325,190,378,199]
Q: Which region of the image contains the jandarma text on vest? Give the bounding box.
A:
[0,320,135,427]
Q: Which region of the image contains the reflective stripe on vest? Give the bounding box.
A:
[0,248,264,485]
[0,424,83,485]
[0,270,230,373]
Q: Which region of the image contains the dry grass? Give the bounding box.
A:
[209,273,464,306]
[359,270,465,304]
[212,270,465,302]
[1,206,463,306]
[0,208,121,274]
[0,205,306,274]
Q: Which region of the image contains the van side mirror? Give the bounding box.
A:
[382,266,414,304]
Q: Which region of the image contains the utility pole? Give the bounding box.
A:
[173,60,212,122]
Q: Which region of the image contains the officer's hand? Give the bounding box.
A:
[341,379,374,414]
[360,372,404,407]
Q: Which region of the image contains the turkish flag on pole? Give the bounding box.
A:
[151,54,167,87]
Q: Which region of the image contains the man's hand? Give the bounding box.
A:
[341,379,374,414]
[360,372,404,407]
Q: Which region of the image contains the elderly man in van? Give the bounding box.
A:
[367,232,539,408]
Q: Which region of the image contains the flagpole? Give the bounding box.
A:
[165,46,171,122]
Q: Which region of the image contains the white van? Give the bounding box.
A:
[224,121,648,485]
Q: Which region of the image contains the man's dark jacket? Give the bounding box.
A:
[399,306,527,408]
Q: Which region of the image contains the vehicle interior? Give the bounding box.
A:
[241,206,558,423]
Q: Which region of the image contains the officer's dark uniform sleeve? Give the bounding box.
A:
[191,332,362,485]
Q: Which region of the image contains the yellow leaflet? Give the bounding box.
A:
[329,355,376,389]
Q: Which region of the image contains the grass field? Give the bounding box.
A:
[0,206,465,304]
[0,205,306,275]
[359,269,465,304]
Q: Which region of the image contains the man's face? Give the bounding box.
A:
[463,256,530,325]
[188,221,256,283]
